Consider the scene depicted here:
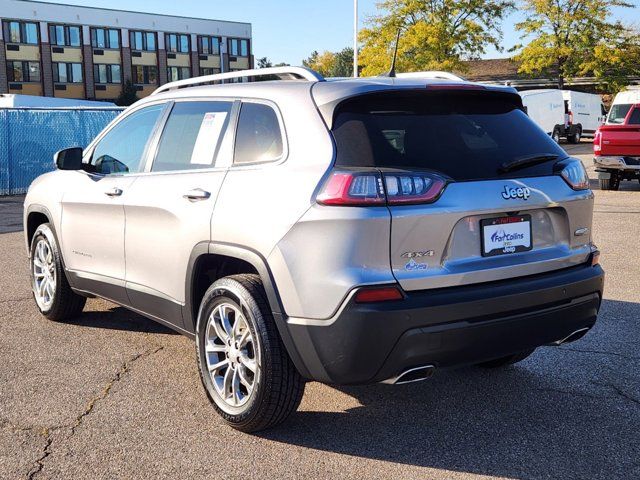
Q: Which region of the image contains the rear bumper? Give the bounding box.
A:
[594,155,640,170]
[286,263,604,384]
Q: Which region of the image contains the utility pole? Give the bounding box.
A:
[353,0,358,77]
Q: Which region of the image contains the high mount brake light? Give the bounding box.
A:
[425,84,486,91]
[316,170,447,206]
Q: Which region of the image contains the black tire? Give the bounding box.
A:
[568,127,582,144]
[196,274,304,432]
[552,127,561,143]
[30,223,86,321]
[599,175,620,191]
[477,349,535,368]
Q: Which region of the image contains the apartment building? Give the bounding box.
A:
[0,0,253,101]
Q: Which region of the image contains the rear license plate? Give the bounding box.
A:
[481,215,532,257]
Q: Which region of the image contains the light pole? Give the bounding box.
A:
[353,0,358,77]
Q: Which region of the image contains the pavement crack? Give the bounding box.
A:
[599,382,640,407]
[558,346,640,362]
[70,346,164,434]
[26,433,53,480]
[22,346,164,479]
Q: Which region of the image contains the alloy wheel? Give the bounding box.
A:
[204,302,258,409]
[32,238,56,310]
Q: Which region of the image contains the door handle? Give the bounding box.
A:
[105,187,123,197]
[183,188,211,201]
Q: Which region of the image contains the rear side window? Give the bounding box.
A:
[332,91,567,181]
[628,108,640,125]
[607,104,632,124]
[152,101,232,172]
[234,102,283,164]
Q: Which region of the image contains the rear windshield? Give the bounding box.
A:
[332,91,567,181]
[607,104,632,124]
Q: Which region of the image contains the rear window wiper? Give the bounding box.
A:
[499,153,560,173]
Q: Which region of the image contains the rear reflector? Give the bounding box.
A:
[591,250,600,266]
[354,286,404,303]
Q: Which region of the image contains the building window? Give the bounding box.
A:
[53,62,83,83]
[167,66,191,82]
[198,35,220,55]
[6,61,41,82]
[166,33,190,53]
[133,65,158,84]
[49,24,81,47]
[130,30,156,51]
[94,64,122,84]
[228,38,249,57]
[199,67,221,76]
[91,28,120,49]
[2,20,39,45]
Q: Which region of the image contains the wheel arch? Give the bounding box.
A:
[25,205,55,257]
[184,242,311,379]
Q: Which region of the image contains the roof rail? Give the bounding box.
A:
[152,66,325,95]
[396,71,465,81]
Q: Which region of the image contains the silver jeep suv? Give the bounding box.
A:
[24,67,604,432]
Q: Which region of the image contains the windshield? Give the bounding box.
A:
[607,104,632,124]
[332,91,567,181]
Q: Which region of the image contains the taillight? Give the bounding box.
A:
[558,158,590,190]
[316,171,385,206]
[568,111,574,125]
[317,170,447,206]
[594,130,602,153]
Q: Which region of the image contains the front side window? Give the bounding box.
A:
[152,101,232,172]
[234,103,284,164]
[91,104,164,175]
[607,104,632,124]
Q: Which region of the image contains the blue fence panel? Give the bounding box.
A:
[0,108,123,195]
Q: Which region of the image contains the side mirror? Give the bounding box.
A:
[54,147,84,170]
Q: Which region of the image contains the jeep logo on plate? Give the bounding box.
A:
[501,185,531,201]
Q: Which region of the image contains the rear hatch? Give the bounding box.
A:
[596,104,640,157]
[328,88,594,291]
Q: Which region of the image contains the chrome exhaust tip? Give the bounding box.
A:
[382,365,435,385]
[551,327,591,346]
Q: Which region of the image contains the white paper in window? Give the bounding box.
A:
[190,112,228,165]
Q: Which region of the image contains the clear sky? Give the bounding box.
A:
[38,0,640,65]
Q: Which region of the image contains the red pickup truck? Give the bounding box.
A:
[594,102,640,190]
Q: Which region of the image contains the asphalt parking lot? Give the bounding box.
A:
[1,141,639,479]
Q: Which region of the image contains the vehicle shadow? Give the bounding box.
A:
[66,305,178,335]
[261,298,640,479]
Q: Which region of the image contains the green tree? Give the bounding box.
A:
[116,79,138,106]
[358,0,515,76]
[302,48,353,77]
[257,57,273,68]
[513,0,636,89]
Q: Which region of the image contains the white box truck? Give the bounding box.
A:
[519,89,566,143]
[562,90,606,142]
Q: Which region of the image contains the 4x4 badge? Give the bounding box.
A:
[502,185,531,200]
